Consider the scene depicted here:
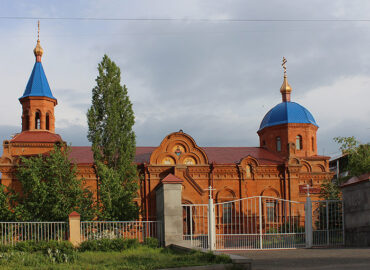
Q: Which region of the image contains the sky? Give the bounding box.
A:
[0,0,369,157]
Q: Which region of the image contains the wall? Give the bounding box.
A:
[342,181,370,247]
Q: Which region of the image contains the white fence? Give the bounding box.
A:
[215,196,306,250]
[182,204,209,249]
[80,221,162,243]
[183,196,344,250]
[0,222,68,245]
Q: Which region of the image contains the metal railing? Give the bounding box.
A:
[80,221,162,243]
[214,196,305,250]
[0,222,68,245]
[182,204,209,249]
[312,200,344,247]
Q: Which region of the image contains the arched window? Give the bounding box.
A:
[35,111,41,129]
[296,135,303,150]
[246,164,252,178]
[46,113,50,130]
[276,137,281,152]
[311,137,315,151]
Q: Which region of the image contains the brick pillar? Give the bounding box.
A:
[69,211,81,247]
[155,174,183,246]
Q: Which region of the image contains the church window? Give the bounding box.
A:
[311,137,315,151]
[296,135,303,150]
[276,137,281,152]
[35,111,41,129]
[46,113,50,130]
[162,156,175,165]
[266,201,275,222]
[184,157,195,165]
[246,164,252,178]
[24,111,30,130]
[222,202,233,224]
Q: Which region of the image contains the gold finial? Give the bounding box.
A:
[34,20,43,61]
[282,57,287,78]
[280,57,292,102]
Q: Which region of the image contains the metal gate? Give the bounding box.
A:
[182,196,344,250]
[215,196,305,250]
[312,200,344,247]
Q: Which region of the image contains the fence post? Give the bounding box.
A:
[326,201,329,246]
[259,196,263,249]
[208,195,216,251]
[305,197,313,248]
[69,211,81,247]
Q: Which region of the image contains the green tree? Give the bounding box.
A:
[0,184,12,221]
[320,136,370,200]
[87,55,138,221]
[9,145,95,221]
[334,136,370,177]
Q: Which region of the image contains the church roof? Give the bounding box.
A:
[19,62,56,100]
[259,102,318,131]
[11,131,62,143]
[69,146,284,165]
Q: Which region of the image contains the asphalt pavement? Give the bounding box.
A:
[226,248,370,270]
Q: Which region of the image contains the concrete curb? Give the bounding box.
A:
[164,244,252,270]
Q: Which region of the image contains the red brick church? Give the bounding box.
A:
[0,32,333,221]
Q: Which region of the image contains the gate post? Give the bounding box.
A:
[305,197,313,248]
[155,174,184,246]
[208,190,216,251]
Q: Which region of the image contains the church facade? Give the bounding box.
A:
[0,34,333,221]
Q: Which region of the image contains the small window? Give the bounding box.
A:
[46,113,50,130]
[296,135,302,150]
[311,137,315,151]
[276,137,281,152]
[222,203,233,224]
[35,111,41,129]
[266,202,275,222]
[246,165,252,178]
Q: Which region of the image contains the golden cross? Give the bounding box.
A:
[282,57,287,77]
[37,20,40,40]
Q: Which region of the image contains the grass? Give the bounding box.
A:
[0,246,232,270]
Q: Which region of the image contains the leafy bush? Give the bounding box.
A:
[13,240,74,254]
[143,237,159,248]
[79,238,139,252]
[0,245,12,252]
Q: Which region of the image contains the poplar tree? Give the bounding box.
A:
[87,55,139,221]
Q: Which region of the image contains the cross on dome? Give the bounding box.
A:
[280,56,292,102]
[33,20,43,62]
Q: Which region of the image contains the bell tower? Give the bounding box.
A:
[19,21,57,133]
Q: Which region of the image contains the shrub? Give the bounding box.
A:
[143,237,159,248]
[14,240,74,254]
[79,238,139,252]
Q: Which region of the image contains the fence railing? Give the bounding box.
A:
[0,222,68,245]
[312,200,344,247]
[182,204,209,249]
[80,221,162,243]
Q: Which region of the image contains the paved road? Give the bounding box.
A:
[226,248,370,270]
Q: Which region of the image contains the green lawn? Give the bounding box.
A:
[0,246,231,270]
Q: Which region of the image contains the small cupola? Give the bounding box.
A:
[19,21,57,133]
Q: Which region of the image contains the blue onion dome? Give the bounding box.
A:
[259,102,318,131]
